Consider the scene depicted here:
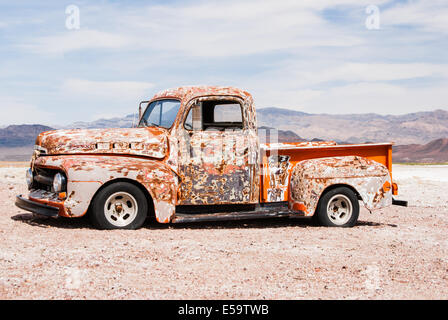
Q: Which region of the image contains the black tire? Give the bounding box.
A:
[90,182,148,230]
[314,186,359,227]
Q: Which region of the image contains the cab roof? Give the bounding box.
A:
[150,85,252,104]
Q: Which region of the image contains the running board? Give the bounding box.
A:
[171,209,300,223]
[392,198,408,207]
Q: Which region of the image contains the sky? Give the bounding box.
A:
[0,0,447,126]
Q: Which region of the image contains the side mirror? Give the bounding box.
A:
[138,101,149,124]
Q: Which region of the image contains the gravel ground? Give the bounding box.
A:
[0,164,447,299]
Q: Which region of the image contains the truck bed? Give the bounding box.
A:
[260,141,393,203]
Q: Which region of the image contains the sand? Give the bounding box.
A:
[0,164,447,299]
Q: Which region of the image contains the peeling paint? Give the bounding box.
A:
[267,155,291,202]
[36,127,167,159]
[289,156,392,216]
[33,155,177,221]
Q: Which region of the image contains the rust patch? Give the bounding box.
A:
[267,155,291,202]
[32,155,178,221]
[36,127,167,159]
[289,156,392,216]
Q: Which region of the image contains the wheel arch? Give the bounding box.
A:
[317,183,362,205]
[87,177,155,220]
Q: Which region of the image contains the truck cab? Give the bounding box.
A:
[168,91,259,205]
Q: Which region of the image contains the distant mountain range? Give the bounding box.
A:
[257,108,448,145]
[0,124,53,147]
[60,108,448,145]
[68,114,138,130]
[0,108,446,163]
[393,138,448,163]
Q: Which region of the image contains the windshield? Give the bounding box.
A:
[138,99,181,129]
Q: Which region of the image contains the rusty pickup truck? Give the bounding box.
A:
[15,86,407,229]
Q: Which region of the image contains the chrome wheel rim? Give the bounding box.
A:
[104,192,138,227]
[326,194,353,226]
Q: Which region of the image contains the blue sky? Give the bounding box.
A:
[0,0,447,126]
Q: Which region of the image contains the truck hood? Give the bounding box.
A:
[35,127,168,159]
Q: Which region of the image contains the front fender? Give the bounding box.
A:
[289,156,392,216]
[34,155,178,222]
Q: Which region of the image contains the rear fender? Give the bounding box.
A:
[34,155,178,223]
[288,156,392,216]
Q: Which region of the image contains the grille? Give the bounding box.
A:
[33,167,60,191]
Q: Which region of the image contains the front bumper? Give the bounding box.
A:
[15,195,59,217]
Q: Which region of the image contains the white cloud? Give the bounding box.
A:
[382,0,448,33]
[279,62,448,86]
[308,82,448,114]
[118,0,367,57]
[23,0,383,57]
[330,63,448,82]
[62,79,154,99]
[4,0,448,123]
[0,17,46,30]
[251,82,448,115]
[58,79,155,123]
[0,96,54,126]
[242,60,448,114]
[22,29,132,55]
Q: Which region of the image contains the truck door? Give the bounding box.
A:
[178,97,259,205]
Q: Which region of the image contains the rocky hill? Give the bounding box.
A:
[0,124,54,147]
[56,108,448,145]
[257,108,448,145]
[0,108,446,162]
[68,114,138,129]
[52,107,448,145]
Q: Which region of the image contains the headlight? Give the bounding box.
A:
[53,173,67,192]
[26,169,33,188]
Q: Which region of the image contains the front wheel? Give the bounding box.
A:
[314,186,359,227]
[90,182,148,230]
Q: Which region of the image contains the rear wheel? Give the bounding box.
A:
[90,182,148,230]
[315,186,359,227]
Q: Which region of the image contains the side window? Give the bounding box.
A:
[184,99,244,132]
[203,100,243,131]
[214,104,242,123]
[184,108,193,130]
[139,99,181,129]
[183,104,202,131]
[147,101,161,126]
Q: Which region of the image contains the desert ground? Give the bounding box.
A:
[0,163,447,299]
